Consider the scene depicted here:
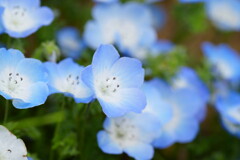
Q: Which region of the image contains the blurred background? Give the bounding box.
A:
[0,0,240,160]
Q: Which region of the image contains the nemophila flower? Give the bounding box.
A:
[0,48,49,109]
[0,125,28,160]
[171,67,209,122]
[215,92,240,138]
[82,44,146,117]
[0,0,54,38]
[93,0,119,3]
[56,27,85,59]
[97,112,160,160]
[142,78,201,148]
[179,0,205,3]
[202,42,240,84]
[83,2,157,54]
[44,58,93,103]
[128,40,174,60]
[205,0,240,31]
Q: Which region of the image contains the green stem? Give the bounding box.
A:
[3,100,9,124]
[49,98,66,160]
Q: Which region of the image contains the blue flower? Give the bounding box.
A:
[0,125,28,160]
[82,44,146,117]
[215,92,240,138]
[171,67,209,122]
[128,40,174,60]
[56,27,85,59]
[179,0,205,3]
[205,0,240,31]
[93,0,118,3]
[143,78,201,148]
[0,0,54,38]
[44,58,93,103]
[97,112,160,160]
[0,48,49,109]
[83,2,157,54]
[202,42,240,83]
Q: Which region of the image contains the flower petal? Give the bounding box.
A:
[110,57,144,88]
[97,130,123,154]
[92,44,120,79]
[98,88,146,117]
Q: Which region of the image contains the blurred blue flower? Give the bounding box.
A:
[0,0,54,38]
[82,44,146,117]
[171,67,209,122]
[83,2,159,54]
[202,42,240,84]
[56,27,85,59]
[205,0,240,31]
[44,58,93,103]
[215,92,240,138]
[128,40,174,60]
[93,0,118,3]
[0,48,49,109]
[143,78,201,148]
[97,112,160,160]
[179,0,205,3]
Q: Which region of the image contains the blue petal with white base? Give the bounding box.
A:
[0,0,54,38]
[97,113,160,159]
[44,58,93,103]
[82,44,146,117]
[0,48,49,109]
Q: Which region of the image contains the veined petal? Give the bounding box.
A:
[15,58,47,83]
[110,57,144,88]
[0,48,24,69]
[98,88,146,117]
[92,44,120,79]
[12,82,49,109]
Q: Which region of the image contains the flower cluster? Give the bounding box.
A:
[202,42,240,137]
[1,0,240,159]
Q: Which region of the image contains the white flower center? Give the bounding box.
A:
[3,5,34,32]
[98,76,120,96]
[61,74,81,93]
[0,71,26,96]
[109,117,139,147]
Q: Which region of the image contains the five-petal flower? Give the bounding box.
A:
[82,44,146,117]
[44,58,93,103]
[0,0,54,38]
[0,48,49,109]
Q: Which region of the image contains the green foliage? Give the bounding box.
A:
[173,3,209,41]
[146,46,189,80]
